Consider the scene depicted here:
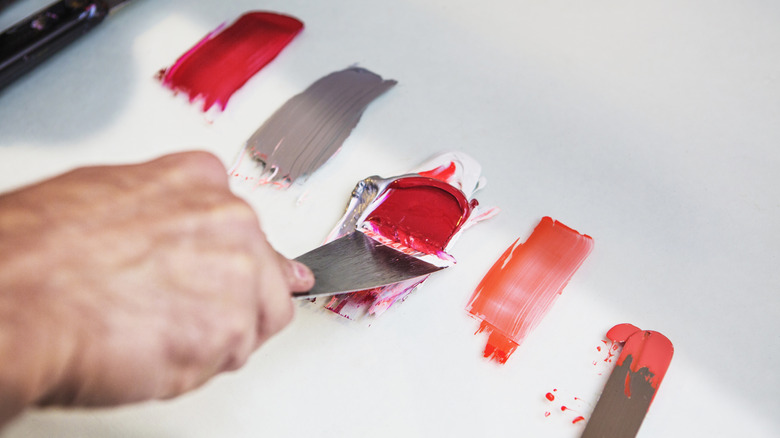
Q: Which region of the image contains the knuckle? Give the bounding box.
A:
[153,151,229,188]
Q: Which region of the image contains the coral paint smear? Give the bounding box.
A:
[159,12,303,112]
[466,217,593,364]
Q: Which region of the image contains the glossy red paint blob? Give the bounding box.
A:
[466,217,593,364]
[545,392,555,401]
[607,323,674,399]
[363,176,476,255]
[160,12,303,111]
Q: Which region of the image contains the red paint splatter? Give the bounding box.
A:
[466,217,593,364]
[159,12,303,112]
[363,176,476,256]
[542,389,589,427]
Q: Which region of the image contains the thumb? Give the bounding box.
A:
[279,255,315,293]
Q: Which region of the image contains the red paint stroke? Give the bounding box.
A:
[466,217,593,364]
[418,162,458,182]
[159,11,303,112]
[363,176,477,256]
[607,323,674,401]
[572,416,586,424]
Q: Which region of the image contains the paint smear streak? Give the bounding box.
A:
[159,11,303,112]
[607,324,674,397]
[467,217,593,364]
[246,67,396,186]
[581,324,673,438]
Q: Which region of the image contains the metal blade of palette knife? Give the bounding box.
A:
[292,231,445,299]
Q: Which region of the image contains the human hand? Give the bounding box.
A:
[0,151,313,420]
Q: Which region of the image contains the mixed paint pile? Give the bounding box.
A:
[319,152,497,319]
[542,326,674,435]
[582,324,674,437]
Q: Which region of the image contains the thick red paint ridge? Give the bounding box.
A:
[466,217,593,364]
[159,12,303,112]
[320,152,495,319]
[362,176,476,256]
[607,323,674,398]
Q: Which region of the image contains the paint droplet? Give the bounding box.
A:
[572,416,585,424]
[545,392,555,401]
[544,411,551,417]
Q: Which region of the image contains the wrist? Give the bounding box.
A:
[0,195,78,424]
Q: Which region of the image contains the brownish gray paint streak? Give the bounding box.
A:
[581,355,656,438]
[246,67,396,185]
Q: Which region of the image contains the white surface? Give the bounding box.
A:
[1,0,778,436]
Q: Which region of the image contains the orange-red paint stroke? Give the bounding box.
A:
[466,217,593,364]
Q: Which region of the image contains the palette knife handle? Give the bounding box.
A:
[0,0,110,92]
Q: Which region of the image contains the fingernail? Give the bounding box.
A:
[291,260,313,281]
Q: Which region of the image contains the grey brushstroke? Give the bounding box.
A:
[246,66,397,185]
[581,355,657,438]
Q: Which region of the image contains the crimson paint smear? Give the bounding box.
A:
[362,177,476,256]
[159,11,303,112]
[466,217,593,364]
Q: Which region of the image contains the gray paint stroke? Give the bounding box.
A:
[581,355,657,438]
[246,67,396,185]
